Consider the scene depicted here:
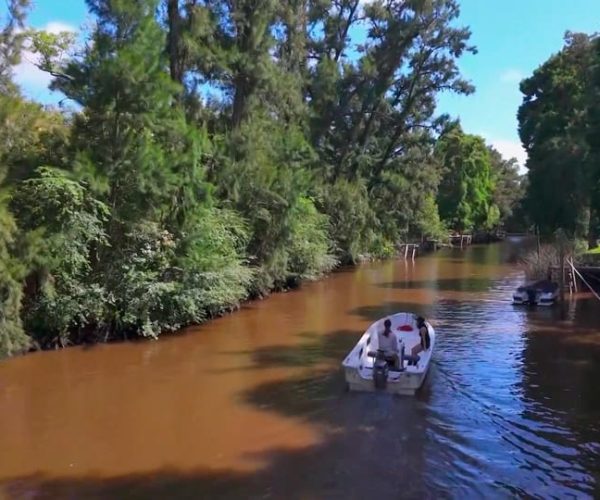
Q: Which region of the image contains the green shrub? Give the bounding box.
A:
[12,167,109,347]
[316,179,376,264]
[0,171,29,356]
[287,196,337,280]
[369,235,397,259]
[108,209,253,338]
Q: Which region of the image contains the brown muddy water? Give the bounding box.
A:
[1,238,600,499]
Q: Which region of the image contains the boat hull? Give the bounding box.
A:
[344,361,432,395]
[513,291,558,306]
[513,280,559,306]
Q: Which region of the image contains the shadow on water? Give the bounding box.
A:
[217,299,435,375]
[348,301,433,323]
[219,330,359,372]
[2,316,435,498]
[4,333,431,499]
[4,426,430,500]
[2,302,474,498]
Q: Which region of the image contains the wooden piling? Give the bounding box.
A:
[448,233,473,248]
[399,243,420,260]
[555,229,567,306]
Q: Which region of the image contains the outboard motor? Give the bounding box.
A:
[373,351,389,389]
[526,288,537,305]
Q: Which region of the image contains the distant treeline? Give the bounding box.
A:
[0,0,522,356]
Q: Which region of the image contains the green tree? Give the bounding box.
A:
[488,146,524,226]
[0,0,483,357]
[518,32,597,243]
[12,167,109,347]
[0,0,30,93]
[436,126,498,231]
[305,0,474,248]
[37,0,252,340]
[0,168,30,356]
[307,0,474,181]
[585,36,600,247]
[0,58,72,355]
[316,178,376,263]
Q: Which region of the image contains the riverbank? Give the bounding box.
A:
[5,236,460,358]
[8,245,415,357]
[8,234,510,359]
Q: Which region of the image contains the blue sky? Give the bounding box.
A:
[5,0,600,169]
[437,0,600,169]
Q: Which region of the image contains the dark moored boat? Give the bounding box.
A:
[513,280,559,306]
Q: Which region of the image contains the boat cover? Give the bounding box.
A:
[516,280,558,293]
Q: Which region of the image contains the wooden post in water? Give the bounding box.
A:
[559,248,565,305]
[555,228,567,309]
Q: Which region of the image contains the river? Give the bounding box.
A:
[1,238,599,499]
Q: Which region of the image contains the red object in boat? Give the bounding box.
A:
[397,324,413,332]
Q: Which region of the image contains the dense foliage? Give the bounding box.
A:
[519,32,600,247]
[436,126,497,231]
[0,0,522,356]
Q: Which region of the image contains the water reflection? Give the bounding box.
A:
[1,239,599,499]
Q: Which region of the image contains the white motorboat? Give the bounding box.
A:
[512,280,559,306]
[342,312,435,395]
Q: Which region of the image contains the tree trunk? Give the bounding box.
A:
[283,0,308,73]
[231,77,251,128]
[167,0,184,84]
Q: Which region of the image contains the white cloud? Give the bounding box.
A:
[489,138,528,172]
[500,68,524,84]
[13,21,77,99]
[14,52,51,90]
[44,21,77,35]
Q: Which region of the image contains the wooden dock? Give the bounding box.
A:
[448,234,472,247]
[548,264,600,295]
[398,243,419,260]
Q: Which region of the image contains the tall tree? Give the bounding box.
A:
[0,0,30,93]
[488,146,524,226]
[307,0,474,180]
[1,0,484,356]
[0,162,29,356]
[585,36,600,247]
[54,0,201,225]
[30,0,250,340]
[0,1,71,355]
[519,32,597,243]
[436,126,498,232]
